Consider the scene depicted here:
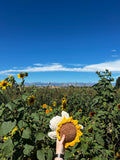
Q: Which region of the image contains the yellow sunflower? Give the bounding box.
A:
[62,97,66,101]
[117,104,120,109]
[49,106,53,112]
[53,101,56,107]
[27,95,35,106]
[56,117,83,148]
[116,151,120,158]
[89,111,96,118]
[9,82,13,88]
[50,108,53,112]
[78,109,82,112]
[0,80,9,90]
[3,136,9,141]
[61,97,67,111]
[17,73,25,79]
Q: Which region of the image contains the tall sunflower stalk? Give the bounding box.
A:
[17,72,28,91]
[61,97,67,111]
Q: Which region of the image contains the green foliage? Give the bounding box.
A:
[92,69,115,105]
[0,120,16,136]
[0,70,120,159]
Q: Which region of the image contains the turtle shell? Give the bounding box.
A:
[59,122,77,142]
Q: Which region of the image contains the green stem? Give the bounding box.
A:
[112,133,116,160]
[113,144,116,160]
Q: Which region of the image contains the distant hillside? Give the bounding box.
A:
[25,82,97,87]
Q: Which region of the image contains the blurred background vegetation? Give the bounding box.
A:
[0,70,120,160]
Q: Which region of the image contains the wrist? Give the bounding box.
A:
[54,153,64,160]
[56,148,65,154]
[56,151,64,154]
[54,158,63,160]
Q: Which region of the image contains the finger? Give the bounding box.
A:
[60,134,65,144]
[56,138,59,143]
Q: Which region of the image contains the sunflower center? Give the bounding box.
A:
[118,104,120,109]
[29,98,34,103]
[20,74,24,78]
[91,112,95,116]
[60,122,77,143]
[3,83,7,86]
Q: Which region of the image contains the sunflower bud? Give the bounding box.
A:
[88,127,93,133]
[25,72,28,77]
[116,151,120,158]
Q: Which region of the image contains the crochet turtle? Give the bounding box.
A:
[48,111,83,145]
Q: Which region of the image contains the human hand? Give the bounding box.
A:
[56,134,65,154]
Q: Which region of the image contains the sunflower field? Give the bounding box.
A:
[0,70,120,160]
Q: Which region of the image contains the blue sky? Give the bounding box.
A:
[0,0,120,83]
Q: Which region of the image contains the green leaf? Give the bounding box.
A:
[95,134,104,146]
[31,113,39,122]
[64,150,72,159]
[0,90,3,94]
[35,132,46,141]
[6,102,16,111]
[47,150,53,160]
[22,94,29,101]
[18,120,27,129]
[17,107,24,112]
[82,143,88,154]
[105,149,113,156]
[22,127,31,139]
[0,108,4,116]
[0,103,5,108]
[0,120,16,136]
[23,144,34,156]
[13,99,21,104]
[91,156,103,160]
[108,144,113,150]
[80,137,85,142]
[1,138,13,157]
[37,150,45,160]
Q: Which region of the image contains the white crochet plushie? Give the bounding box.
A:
[48,111,83,139]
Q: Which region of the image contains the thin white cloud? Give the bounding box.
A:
[112,54,119,57]
[67,63,84,67]
[112,49,117,52]
[33,63,43,66]
[1,60,120,75]
[0,72,16,76]
[13,67,18,69]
